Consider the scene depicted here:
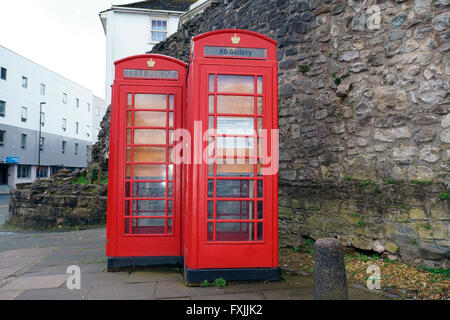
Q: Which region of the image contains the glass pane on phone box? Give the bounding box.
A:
[216,179,254,198]
[127,94,132,109]
[133,182,166,198]
[132,218,165,234]
[215,222,254,241]
[216,201,254,220]
[217,117,254,135]
[135,94,166,109]
[133,200,165,216]
[209,95,214,113]
[133,164,166,180]
[134,129,166,145]
[217,96,254,114]
[134,111,166,127]
[216,137,254,157]
[217,75,254,93]
[133,147,166,163]
[216,164,254,177]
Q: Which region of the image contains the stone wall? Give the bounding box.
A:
[5,167,107,230]
[151,0,450,266]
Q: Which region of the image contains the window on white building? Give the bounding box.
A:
[1,67,6,80]
[75,98,79,109]
[40,83,46,96]
[40,112,45,126]
[87,103,91,112]
[36,166,47,178]
[20,134,26,149]
[151,19,167,42]
[86,125,90,137]
[62,118,67,131]
[21,107,27,122]
[62,140,66,154]
[22,76,28,88]
[0,100,5,117]
[0,130,5,147]
[75,143,79,155]
[75,122,79,135]
[17,165,31,178]
[62,93,67,104]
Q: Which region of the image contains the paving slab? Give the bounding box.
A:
[0,256,39,270]
[347,287,389,300]
[81,271,129,287]
[86,283,156,300]
[0,247,58,258]
[16,286,92,300]
[262,287,314,300]
[0,290,24,300]
[0,268,20,280]
[193,292,266,300]
[127,271,183,284]
[155,280,227,299]
[0,274,68,291]
[222,279,305,294]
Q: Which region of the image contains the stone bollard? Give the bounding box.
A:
[314,238,349,300]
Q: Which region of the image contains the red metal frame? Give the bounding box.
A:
[107,55,186,258]
[185,30,278,270]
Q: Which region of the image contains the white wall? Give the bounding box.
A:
[0,46,94,143]
[102,9,183,105]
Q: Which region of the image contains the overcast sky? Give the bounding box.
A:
[0,0,133,99]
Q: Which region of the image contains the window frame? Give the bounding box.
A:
[22,76,28,89]
[21,106,27,122]
[0,130,5,147]
[62,140,66,154]
[0,67,6,81]
[0,100,5,117]
[62,93,67,104]
[20,133,27,149]
[40,83,46,96]
[62,118,67,131]
[17,165,31,179]
[75,143,79,155]
[149,18,168,43]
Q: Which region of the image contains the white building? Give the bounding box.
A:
[99,0,195,105]
[0,45,106,188]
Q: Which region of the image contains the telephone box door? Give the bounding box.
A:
[196,64,277,269]
[115,86,182,257]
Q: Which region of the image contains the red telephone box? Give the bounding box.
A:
[107,54,186,268]
[184,29,280,283]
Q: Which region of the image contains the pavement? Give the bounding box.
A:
[0,204,391,300]
[0,185,11,195]
[0,194,9,226]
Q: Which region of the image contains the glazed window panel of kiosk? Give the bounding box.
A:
[124,91,175,236]
[206,73,264,243]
